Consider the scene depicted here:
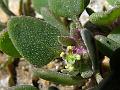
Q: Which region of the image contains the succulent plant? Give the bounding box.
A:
[0,0,120,90]
[89,6,120,25]
[0,30,21,57]
[8,16,62,67]
[10,85,39,90]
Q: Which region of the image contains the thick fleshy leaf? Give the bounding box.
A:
[79,58,93,78]
[89,7,120,25]
[48,0,89,18]
[107,27,120,44]
[41,7,69,36]
[32,68,85,85]
[84,21,111,35]
[107,0,120,6]
[58,36,76,46]
[9,85,38,90]
[0,30,21,57]
[8,16,61,67]
[81,29,98,71]
[32,0,48,13]
[95,35,120,57]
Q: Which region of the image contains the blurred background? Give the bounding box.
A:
[0,0,109,23]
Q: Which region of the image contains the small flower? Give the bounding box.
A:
[73,46,87,54]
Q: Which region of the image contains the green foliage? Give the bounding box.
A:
[48,0,89,18]
[32,0,48,13]
[95,35,120,57]
[41,7,69,36]
[8,16,61,67]
[80,62,93,79]
[32,68,85,85]
[0,30,21,57]
[81,29,98,71]
[1,0,120,88]
[58,36,76,46]
[89,6,120,25]
[107,0,120,6]
[10,85,38,90]
[107,27,120,44]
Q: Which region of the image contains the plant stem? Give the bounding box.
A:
[0,0,15,17]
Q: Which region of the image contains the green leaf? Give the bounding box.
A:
[81,29,98,71]
[32,68,85,85]
[79,58,93,78]
[95,35,120,57]
[9,85,38,90]
[0,30,21,57]
[41,7,69,36]
[107,0,120,6]
[81,70,93,78]
[89,7,120,25]
[48,0,89,18]
[8,16,61,67]
[32,0,48,13]
[58,36,76,46]
[107,27,120,44]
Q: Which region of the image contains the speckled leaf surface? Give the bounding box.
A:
[9,85,38,90]
[32,0,48,13]
[58,36,77,46]
[107,0,120,5]
[8,16,61,67]
[0,30,21,57]
[107,27,120,44]
[81,29,98,71]
[89,7,120,25]
[41,7,69,36]
[33,68,84,85]
[48,0,88,18]
[95,35,120,57]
